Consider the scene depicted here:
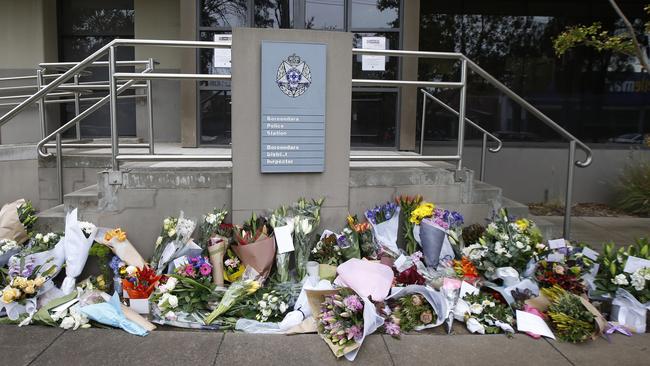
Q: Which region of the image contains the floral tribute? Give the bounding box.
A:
[318,289,365,350]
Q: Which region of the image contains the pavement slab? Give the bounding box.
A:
[383,333,572,366]
[29,327,223,366]
[0,325,63,366]
[215,333,393,366]
[536,216,650,249]
[547,334,650,366]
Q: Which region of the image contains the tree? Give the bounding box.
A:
[554,1,650,72]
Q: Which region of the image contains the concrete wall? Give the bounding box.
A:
[230,28,353,230]
[426,144,650,204]
[134,0,182,142]
[0,145,39,207]
[0,0,58,144]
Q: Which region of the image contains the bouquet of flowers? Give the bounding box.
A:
[61,209,98,294]
[535,260,587,295]
[224,247,245,283]
[594,239,650,303]
[311,233,343,266]
[23,232,62,256]
[414,204,464,268]
[540,285,600,343]
[459,292,515,335]
[453,256,481,285]
[253,283,299,322]
[1,259,56,305]
[101,228,146,268]
[462,209,545,276]
[397,195,423,254]
[199,207,229,245]
[292,198,323,280]
[151,212,198,273]
[204,279,261,324]
[316,289,366,356]
[269,205,293,283]
[381,285,447,337]
[121,265,162,300]
[346,215,376,259]
[0,199,35,245]
[0,239,20,267]
[17,200,37,237]
[232,213,276,279]
[365,201,400,255]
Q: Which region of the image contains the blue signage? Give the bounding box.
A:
[261,41,327,173]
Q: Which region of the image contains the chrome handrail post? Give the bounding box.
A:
[420,91,426,154]
[55,132,63,204]
[36,69,46,138]
[108,46,119,171]
[563,140,576,239]
[147,58,155,154]
[73,74,81,140]
[480,133,487,181]
[456,59,468,173]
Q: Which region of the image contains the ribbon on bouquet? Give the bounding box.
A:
[604,322,633,342]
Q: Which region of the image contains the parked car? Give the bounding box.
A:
[608,133,644,144]
[492,130,545,142]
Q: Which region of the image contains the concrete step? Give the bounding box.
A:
[533,216,562,241]
[500,196,530,218]
[470,181,502,204]
[35,204,65,233]
[64,184,98,212]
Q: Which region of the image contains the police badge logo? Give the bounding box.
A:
[276,54,311,98]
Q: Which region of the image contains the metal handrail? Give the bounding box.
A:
[419,89,502,181]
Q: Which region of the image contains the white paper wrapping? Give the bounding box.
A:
[611,288,650,333]
[366,206,400,254]
[344,296,385,362]
[387,285,448,329]
[61,209,98,294]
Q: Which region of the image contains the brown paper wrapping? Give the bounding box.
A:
[526,293,606,339]
[305,288,361,358]
[119,303,157,332]
[98,232,146,268]
[208,235,227,286]
[0,199,29,244]
[231,236,276,278]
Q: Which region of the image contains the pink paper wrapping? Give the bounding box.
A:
[231,236,276,279]
[335,258,394,301]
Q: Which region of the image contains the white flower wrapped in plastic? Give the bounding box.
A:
[61,209,98,294]
[151,211,199,274]
[365,202,400,255]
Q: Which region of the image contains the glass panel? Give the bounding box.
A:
[352,32,399,80]
[305,0,345,30]
[200,0,248,28]
[199,31,233,89]
[419,1,650,143]
[200,90,232,145]
[351,0,399,29]
[351,91,397,147]
[254,0,293,28]
[59,0,134,36]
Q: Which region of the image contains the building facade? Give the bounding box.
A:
[1,0,649,149]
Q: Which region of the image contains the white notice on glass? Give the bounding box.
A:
[274,224,294,254]
[213,34,232,68]
[361,36,386,71]
[516,310,556,339]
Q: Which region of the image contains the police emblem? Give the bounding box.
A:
[276,54,311,98]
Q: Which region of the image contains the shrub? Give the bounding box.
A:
[616,157,650,216]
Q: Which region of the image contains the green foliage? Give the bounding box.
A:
[390,294,436,332]
[554,23,636,57]
[594,238,650,302]
[543,285,595,343]
[17,201,37,234]
[616,158,650,216]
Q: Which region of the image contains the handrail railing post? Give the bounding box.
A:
[563,140,576,239]
[420,92,426,154]
[456,59,468,174]
[108,46,119,171]
[480,133,487,181]
[73,74,81,140]
[36,69,46,138]
[55,132,63,204]
[147,58,155,154]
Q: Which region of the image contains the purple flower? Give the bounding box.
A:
[337,235,349,248]
[346,325,363,341]
[385,322,401,336]
[343,295,363,313]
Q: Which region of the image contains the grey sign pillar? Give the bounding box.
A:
[231,28,352,228]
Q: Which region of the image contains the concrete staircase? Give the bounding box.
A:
[34,157,560,257]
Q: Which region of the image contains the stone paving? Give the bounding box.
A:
[2,325,647,366]
[536,216,650,249]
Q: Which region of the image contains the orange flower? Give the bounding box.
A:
[453,256,479,279]
[104,228,127,242]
